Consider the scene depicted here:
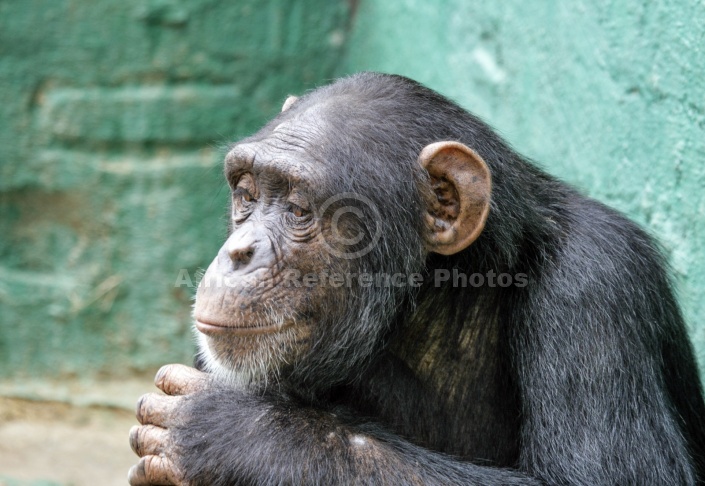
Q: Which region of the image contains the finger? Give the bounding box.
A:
[155,364,208,396]
[136,392,184,427]
[130,424,170,457]
[128,455,182,485]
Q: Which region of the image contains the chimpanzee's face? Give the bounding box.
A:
[192,123,363,385]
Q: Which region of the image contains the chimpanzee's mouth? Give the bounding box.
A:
[195,318,291,336]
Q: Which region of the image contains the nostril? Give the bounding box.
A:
[229,247,255,265]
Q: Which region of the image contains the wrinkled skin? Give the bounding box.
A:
[129,364,205,485]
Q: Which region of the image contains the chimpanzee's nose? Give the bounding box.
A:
[225,223,260,268]
[220,224,272,274]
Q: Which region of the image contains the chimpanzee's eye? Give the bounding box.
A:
[231,173,257,218]
[289,203,309,219]
[233,187,255,206]
[232,187,256,224]
[240,189,254,203]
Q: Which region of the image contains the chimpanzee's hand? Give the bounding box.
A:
[128,364,208,486]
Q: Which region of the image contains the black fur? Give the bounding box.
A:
[176,73,705,485]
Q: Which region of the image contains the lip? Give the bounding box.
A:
[195,319,290,336]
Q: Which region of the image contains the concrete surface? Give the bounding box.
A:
[0,397,139,486]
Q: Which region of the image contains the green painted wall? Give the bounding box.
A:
[0,0,349,380]
[1,0,703,387]
[341,0,705,379]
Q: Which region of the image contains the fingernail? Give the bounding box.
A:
[129,425,140,455]
[135,395,146,423]
[155,365,169,387]
[127,462,144,483]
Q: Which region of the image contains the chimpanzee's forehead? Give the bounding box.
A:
[224,134,328,187]
[224,103,354,192]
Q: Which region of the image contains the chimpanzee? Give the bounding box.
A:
[128,72,705,485]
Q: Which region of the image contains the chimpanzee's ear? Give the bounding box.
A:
[281,95,298,112]
[418,141,491,255]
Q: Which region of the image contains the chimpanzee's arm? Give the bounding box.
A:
[130,364,538,486]
[174,389,541,485]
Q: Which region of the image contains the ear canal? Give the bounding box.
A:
[281,95,298,112]
[418,141,492,255]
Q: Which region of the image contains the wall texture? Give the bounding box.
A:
[0,0,349,381]
[341,0,705,377]
[0,0,703,388]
